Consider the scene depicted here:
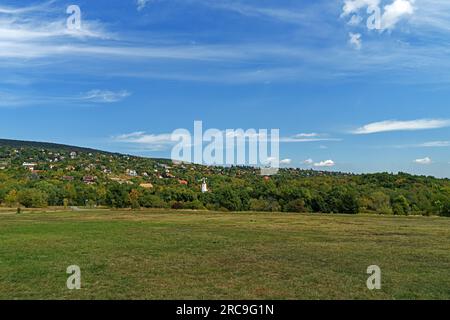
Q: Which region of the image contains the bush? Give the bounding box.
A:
[249,198,281,212]
[340,192,360,214]
[369,191,392,215]
[182,200,205,210]
[392,195,410,216]
[284,199,307,213]
[213,187,243,211]
[139,193,166,208]
[441,201,450,217]
[170,201,184,210]
[106,184,130,208]
[4,190,18,207]
[18,189,48,208]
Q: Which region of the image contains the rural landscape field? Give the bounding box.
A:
[2,0,450,305]
[1,209,449,300]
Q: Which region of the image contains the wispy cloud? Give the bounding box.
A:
[194,0,308,25]
[414,157,432,165]
[3,0,450,87]
[342,0,415,31]
[352,119,450,134]
[0,1,108,42]
[349,32,362,49]
[137,0,152,11]
[418,140,450,147]
[313,160,336,167]
[393,140,450,148]
[113,130,341,152]
[0,1,56,14]
[295,133,320,138]
[280,133,341,143]
[114,131,186,151]
[81,90,131,103]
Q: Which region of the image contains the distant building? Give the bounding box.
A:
[126,169,138,177]
[201,178,208,193]
[179,180,188,185]
[0,161,8,170]
[83,176,96,184]
[22,162,37,171]
[70,152,77,159]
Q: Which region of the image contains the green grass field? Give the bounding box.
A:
[0,209,449,300]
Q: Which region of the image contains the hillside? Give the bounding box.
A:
[0,139,113,155]
[0,139,449,216]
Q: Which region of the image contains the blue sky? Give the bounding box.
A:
[0,0,449,177]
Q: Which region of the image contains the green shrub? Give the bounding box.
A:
[18,189,48,208]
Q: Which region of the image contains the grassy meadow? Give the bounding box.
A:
[0,209,449,300]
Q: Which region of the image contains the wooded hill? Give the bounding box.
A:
[0,139,449,216]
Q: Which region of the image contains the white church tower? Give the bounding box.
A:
[201,178,208,193]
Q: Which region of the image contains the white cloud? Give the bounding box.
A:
[0,3,108,41]
[349,32,362,49]
[342,0,415,31]
[342,0,380,17]
[199,1,307,25]
[419,141,450,148]
[381,0,415,30]
[414,157,432,165]
[280,158,292,165]
[115,132,174,144]
[137,0,151,11]
[393,140,450,148]
[295,133,320,138]
[0,1,55,14]
[352,119,450,134]
[280,133,341,143]
[303,158,314,165]
[81,90,130,103]
[314,160,336,167]
[114,131,181,151]
[348,15,363,26]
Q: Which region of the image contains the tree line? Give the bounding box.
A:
[0,143,449,216]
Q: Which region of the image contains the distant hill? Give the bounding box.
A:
[0,138,113,155]
[0,138,449,216]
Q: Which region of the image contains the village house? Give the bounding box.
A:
[126,169,138,177]
[83,176,97,185]
[110,177,134,185]
[22,162,37,171]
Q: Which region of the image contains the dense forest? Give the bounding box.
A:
[0,139,449,216]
